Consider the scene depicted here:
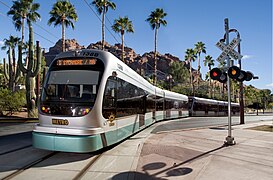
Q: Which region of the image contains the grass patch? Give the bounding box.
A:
[247,125,273,132]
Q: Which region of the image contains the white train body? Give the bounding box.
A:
[33,49,238,153]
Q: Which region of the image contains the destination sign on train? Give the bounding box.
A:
[57,59,97,66]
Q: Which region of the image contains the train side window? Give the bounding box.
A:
[115,78,147,117]
[146,94,156,113]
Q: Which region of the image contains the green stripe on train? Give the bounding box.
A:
[32,132,103,153]
[32,114,190,153]
[32,117,155,153]
[105,117,154,145]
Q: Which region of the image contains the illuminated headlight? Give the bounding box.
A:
[72,107,91,116]
[41,105,51,114]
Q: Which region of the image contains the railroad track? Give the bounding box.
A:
[0,145,32,156]
[1,149,105,180]
[72,153,103,180]
[1,152,58,180]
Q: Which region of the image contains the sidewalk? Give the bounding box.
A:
[133,120,273,179]
[80,119,273,180]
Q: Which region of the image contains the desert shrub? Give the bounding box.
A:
[0,88,26,115]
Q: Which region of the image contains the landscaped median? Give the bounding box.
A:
[247,125,273,132]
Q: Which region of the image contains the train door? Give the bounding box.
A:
[102,76,117,145]
[153,89,156,121]
[145,93,156,125]
[155,88,164,121]
[188,97,195,116]
[139,94,146,128]
[163,91,166,119]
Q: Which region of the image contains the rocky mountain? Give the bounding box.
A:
[45,39,84,66]
[45,39,197,80]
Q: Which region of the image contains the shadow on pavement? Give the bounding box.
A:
[112,145,225,179]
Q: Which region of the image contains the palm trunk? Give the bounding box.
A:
[62,20,65,52]
[22,18,27,66]
[190,60,193,94]
[121,31,124,62]
[22,18,25,44]
[102,7,106,50]
[197,53,201,89]
[154,27,158,86]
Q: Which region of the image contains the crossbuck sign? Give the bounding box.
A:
[216,38,243,63]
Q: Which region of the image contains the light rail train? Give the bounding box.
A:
[33,49,239,153]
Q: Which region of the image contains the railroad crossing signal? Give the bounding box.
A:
[228,66,253,82]
[214,35,253,83]
[216,38,243,63]
[210,68,227,83]
[210,66,254,83]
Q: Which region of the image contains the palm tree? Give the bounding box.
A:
[92,0,116,50]
[1,36,21,91]
[194,42,206,89]
[1,36,20,52]
[112,16,134,62]
[48,0,78,52]
[185,48,197,94]
[203,55,214,97]
[7,0,40,44]
[1,35,21,68]
[146,8,167,86]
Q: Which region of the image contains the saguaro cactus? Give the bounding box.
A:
[3,48,21,91]
[18,25,41,117]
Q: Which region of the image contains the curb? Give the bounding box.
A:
[0,118,38,123]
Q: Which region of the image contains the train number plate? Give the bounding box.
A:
[52,119,69,125]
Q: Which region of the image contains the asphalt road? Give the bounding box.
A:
[0,114,272,155]
[152,114,273,134]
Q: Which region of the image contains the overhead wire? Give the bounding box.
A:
[1,1,160,79]
[0,10,59,48]
[0,0,60,41]
[0,0,64,50]
[82,0,123,45]
[83,0,157,78]
[84,0,158,78]
[1,0,131,52]
[104,7,128,47]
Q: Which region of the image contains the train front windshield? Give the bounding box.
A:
[40,58,104,117]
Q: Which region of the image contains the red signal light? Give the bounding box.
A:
[210,68,227,83]
[210,68,221,80]
[212,72,218,77]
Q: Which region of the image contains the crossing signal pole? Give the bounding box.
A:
[224,18,235,146]
[223,29,244,124]
[213,19,257,145]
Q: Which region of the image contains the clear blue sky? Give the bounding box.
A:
[0,0,272,90]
